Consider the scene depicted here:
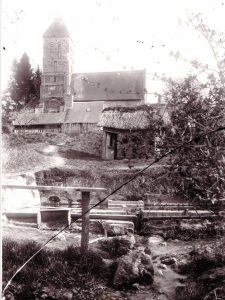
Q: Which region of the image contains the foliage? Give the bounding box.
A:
[98,237,132,258]
[176,240,225,300]
[164,221,224,241]
[172,13,225,84]
[118,130,155,159]
[164,14,225,209]
[1,91,17,125]
[160,75,225,208]
[10,54,34,108]
[2,239,113,299]
[2,53,42,124]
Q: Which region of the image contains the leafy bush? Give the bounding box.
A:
[162,76,225,209]
[162,222,224,241]
[98,237,132,258]
[176,239,225,300]
[188,242,225,274]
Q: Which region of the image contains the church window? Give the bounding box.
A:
[50,42,54,53]
[58,43,62,58]
[54,76,56,82]
[54,61,57,72]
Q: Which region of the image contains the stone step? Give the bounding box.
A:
[107,205,126,210]
[4,212,38,223]
[75,219,134,235]
[145,205,197,210]
[3,221,37,228]
[142,209,214,219]
[71,209,127,215]
[145,194,185,203]
[71,213,136,221]
[38,209,71,229]
[108,200,144,205]
[145,202,192,206]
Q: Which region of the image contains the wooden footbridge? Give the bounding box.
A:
[2,185,217,251]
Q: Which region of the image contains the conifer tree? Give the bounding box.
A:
[8,53,41,110]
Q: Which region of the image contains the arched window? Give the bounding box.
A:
[50,42,54,53]
[58,43,62,58]
[54,61,57,72]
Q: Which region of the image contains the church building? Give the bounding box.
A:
[13,18,146,133]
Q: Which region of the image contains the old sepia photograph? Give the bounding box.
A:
[1,0,225,299]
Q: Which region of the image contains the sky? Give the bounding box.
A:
[1,0,225,102]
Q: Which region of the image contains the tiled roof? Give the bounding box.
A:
[13,102,104,126]
[13,112,66,126]
[71,70,145,101]
[43,18,70,38]
[65,102,104,123]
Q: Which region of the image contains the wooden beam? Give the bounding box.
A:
[81,191,90,252]
[2,185,106,193]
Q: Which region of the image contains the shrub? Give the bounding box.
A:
[98,237,132,258]
[176,240,225,300]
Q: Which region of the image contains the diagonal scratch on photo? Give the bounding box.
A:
[1,0,225,299]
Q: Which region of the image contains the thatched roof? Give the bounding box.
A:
[98,104,171,130]
[98,106,152,130]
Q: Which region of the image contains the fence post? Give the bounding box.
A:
[81,191,90,252]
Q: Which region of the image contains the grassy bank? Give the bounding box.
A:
[2,238,117,300]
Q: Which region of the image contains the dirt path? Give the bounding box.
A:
[2,225,104,251]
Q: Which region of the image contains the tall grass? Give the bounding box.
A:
[2,238,112,299]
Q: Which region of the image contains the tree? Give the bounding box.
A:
[160,75,225,209]
[2,54,42,126]
[9,53,33,109]
[159,14,225,209]
[32,66,42,101]
[172,13,225,86]
[8,53,41,110]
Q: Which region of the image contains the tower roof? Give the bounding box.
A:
[43,18,70,38]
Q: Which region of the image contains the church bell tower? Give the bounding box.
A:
[40,18,74,112]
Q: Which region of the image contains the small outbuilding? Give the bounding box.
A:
[99,104,170,160]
